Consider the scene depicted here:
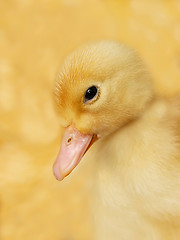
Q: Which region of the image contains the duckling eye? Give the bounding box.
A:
[84,86,98,103]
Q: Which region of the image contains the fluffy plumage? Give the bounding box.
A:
[54,41,180,240]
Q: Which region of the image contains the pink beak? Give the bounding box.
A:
[53,125,93,181]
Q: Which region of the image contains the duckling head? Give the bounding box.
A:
[53,41,153,180]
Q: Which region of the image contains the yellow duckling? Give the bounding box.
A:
[53,41,180,240]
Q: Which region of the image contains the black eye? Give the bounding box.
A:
[84,86,98,103]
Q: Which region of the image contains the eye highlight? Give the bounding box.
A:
[84,86,99,103]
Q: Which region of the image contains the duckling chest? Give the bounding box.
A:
[94,140,141,210]
[93,130,165,213]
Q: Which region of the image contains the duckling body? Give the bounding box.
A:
[93,98,180,240]
[53,41,180,239]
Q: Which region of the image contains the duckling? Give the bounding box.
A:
[53,41,180,240]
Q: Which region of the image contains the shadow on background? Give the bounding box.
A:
[0,0,180,239]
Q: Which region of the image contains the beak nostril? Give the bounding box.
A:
[67,137,72,145]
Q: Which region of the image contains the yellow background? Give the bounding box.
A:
[0,0,180,239]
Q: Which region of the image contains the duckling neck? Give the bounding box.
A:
[95,96,159,172]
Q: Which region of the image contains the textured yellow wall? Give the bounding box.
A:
[0,0,180,239]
